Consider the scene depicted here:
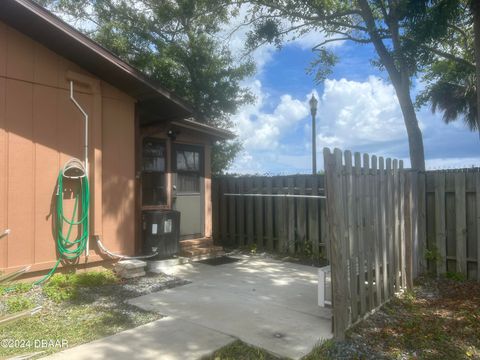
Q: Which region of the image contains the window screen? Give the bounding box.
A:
[142,138,166,205]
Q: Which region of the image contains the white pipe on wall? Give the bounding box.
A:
[69,80,90,257]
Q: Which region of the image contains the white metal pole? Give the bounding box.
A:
[69,80,90,257]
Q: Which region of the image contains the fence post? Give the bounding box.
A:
[324,148,349,339]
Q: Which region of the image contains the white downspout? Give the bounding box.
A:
[69,80,90,257]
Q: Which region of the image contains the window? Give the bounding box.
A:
[142,138,166,206]
[174,145,203,194]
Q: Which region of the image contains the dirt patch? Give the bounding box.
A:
[340,277,480,359]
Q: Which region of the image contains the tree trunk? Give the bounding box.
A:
[392,77,426,171]
[357,0,426,171]
[471,0,480,132]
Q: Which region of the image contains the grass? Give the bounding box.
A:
[0,304,155,358]
[0,269,160,358]
[42,270,119,302]
[205,339,335,360]
[5,295,35,313]
[0,282,33,296]
[205,340,284,360]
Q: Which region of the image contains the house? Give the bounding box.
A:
[0,0,231,277]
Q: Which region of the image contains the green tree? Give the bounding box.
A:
[37,0,255,174]
[415,1,479,133]
[245,0,469,170]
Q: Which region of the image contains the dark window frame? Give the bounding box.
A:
[173,144,204,194]
[142,137,167,206]
[172,144,204,177]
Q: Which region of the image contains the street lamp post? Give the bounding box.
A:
[309,94,318,175]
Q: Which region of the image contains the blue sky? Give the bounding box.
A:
[227,28,480,174]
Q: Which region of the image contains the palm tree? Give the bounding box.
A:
[427,76,479,132]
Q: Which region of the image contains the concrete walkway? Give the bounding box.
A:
[46,256,332,360]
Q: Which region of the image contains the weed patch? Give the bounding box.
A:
[42,270,118,302]
[5,295,35,313]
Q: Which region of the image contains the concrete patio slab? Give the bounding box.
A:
[44,317,235,360]
[45,256,332,360]
[129,256,332,359]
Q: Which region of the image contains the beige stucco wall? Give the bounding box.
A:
[0,21,136,273]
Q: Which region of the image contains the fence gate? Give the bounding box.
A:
[323,148,417,339]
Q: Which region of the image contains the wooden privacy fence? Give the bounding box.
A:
[323,148,418,339]
[212,175,329,258]
[424,169,480,279]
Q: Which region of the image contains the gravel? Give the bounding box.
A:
[1,272,189,319]
[75,272,189,308]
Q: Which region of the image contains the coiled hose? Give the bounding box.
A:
[34,159,89,285]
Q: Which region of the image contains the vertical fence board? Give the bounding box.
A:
[228,178,236,246]
[344,151,358,322]
[236,177,245,247]
[245,177,254,247]
[418,172,427,274]
[309,175,320,257]
[297,176,307,253]
[393,160,400,292]
[372,156,382,307]
[212,177,220,244]
[254,177,264,250]
[363,154,374,310]
[455,172,467,275]
[466,190,477,279]
[379,157,388,302]
[354,153,366,315]
[275,177,286,253]
[287,177,296,254]
[324,148,349,339]
[477,174,480,281]
[435,173,447,275]
[320,195,329,260]
[265,177,274,251]
[399,162,406,289]
[220,177,228,245]
[386,159,394,296]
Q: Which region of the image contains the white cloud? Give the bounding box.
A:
[232,82,310,151]
[316,76,407,149]
[229,76,480,174]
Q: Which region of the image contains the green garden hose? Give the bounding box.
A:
[34,167,89,285]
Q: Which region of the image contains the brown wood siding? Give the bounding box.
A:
[0,21,136,273]
[102,97,135,256]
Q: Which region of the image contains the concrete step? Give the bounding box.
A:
[179,246,225,258]
[147,257,191,274]
[180,238,214,249]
